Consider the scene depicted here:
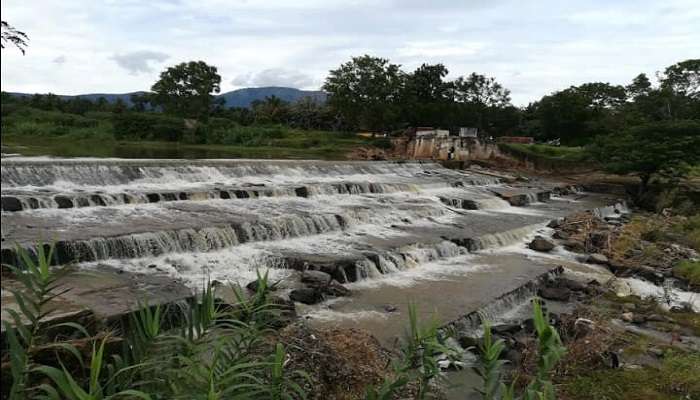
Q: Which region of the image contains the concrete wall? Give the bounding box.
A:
[393,136,503,161]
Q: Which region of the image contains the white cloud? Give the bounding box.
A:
[1,0,698,103]
[112,50,170,75]
[231,68,316,89]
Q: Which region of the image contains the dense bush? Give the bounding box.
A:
[112,112,184,141]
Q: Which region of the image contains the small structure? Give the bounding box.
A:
[459,127,478,138]
[497,136,534,144]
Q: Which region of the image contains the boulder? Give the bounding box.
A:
[289,288,324,305]
[547,218,563,229]
[54,195,74,209]
[529,236,555,252]
[492,323,521,335]
[301,270,332,286]
[564,239,585,253]
[553,231,570,240]
[0,196,22,212]
[555,277,587,292]
[539,287,571,301]
[246,279,279,292]
[324,281,350,297]
[587,253,609,265]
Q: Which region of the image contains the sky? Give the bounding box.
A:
[1,0,698,105]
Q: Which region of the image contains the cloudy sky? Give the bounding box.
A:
[1,0,698,105]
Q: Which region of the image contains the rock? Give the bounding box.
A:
[555,277,587,292]
[147,264,157,269]
[547,218,563,229]
[564,239,585,253]
[587,253,609,265]
[503,349,522,364]
[529,236,555,252]
[573,318,595,338]
[622,302,637,312]
[632,314,646,324]
[246,279,278,292]
[289,288,324,305]
[457,335,480,349]
[301,270,332,286]
[646,314,668,323]
[0,196,22,212]
[294,186,310,198]
[589,231,609,248]
[492,323,521,335]
[621,312,634,322]
[669,302,694,313]
[553,231,570,240]
[634,266,665,285]
[324,281,350,297]
[54,195,74,209]
[539,287,571,301]
[384,305,398,313]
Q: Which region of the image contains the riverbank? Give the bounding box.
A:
[2,131,387,160]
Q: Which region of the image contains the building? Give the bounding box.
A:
[459,127,478,138]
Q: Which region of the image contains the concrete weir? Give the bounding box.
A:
[1,157,620,329]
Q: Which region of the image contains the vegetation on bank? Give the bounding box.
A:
[2,243,573,399]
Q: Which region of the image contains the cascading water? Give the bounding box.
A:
[1,158,614,289]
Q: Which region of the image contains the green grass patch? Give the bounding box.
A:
[500,143,589,161]
[562,352,700,400]
[674,260,700,287]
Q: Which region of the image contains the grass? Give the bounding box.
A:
[562,352,700,400]
[1,132,380,160]
[674,260,700,287]
[499,143,589,162]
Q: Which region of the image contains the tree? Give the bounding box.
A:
[1,21,28,54]
[150,61,221,120]
[452,73,511,108]
[659,59,700,99]
[626,73,652,100]
[591,120,700,189]
[323,55,404,131]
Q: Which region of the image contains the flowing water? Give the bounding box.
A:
[2,157,627,397]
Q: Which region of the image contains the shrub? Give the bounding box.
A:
[112,112,184,141]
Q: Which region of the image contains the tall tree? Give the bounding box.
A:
[151,61,221,120]
[452,73,511,108]
[323,55,403,131]
[659,59,700,99]
[1,21,28,54]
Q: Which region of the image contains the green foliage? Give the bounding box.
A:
[590,120,700,185]
[475,299,566,400]
[150,61,222,120]
[112,112,184,141]
[563,352,700,400]
[674,260,700,286]
[365,303,458,400]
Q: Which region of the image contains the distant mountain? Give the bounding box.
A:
[218,87,326,108]
[6,87,326,109]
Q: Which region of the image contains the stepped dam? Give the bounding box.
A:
[1,157,624,343]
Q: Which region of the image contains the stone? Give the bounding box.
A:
[564,239,585,253]
[589,231,609,248]
[0,196,22,212]
[634,266,665,285]
[457,335,480,349]
[587,253,609,265]
[289,288,324,305]
[632,314,646,324]
[324,281,350,297]
[621,312,634,322]
[646,314,669,323]
[529,236,555,252]
[553,231,570,240]
[547,218,563,229]
[294,186,310,198]
[246,279,278,292]
[539,287,571,301]
[573,318,595,338]
[301,270,332,286]
[384,305,398,313]
[492,323,521,335]
[555,277,587,292]
[54,195,74,209]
